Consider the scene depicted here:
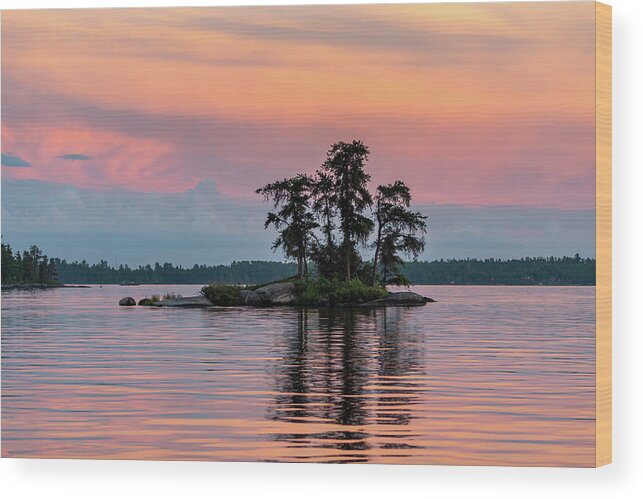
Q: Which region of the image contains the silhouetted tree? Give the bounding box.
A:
[371,181,427,285]
[309,170,339,277]
[256,174,319,278]
[319,140,374,281]
[3,249,595,286]
[1,242,17,284]
[1,242,59,286]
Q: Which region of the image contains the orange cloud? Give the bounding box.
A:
[1,3,596,208]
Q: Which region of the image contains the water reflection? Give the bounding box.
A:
[2,285,596,465]
[267,307,424,462]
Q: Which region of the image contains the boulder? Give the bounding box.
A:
[151,295,212,308]
[254,282,297,305]
[238,289,265,306]
[138,298,153,306]
[119,296,136,306]
[360,291,435,307]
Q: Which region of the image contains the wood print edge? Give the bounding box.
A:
[595,0,612,468]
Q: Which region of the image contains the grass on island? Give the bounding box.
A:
[200,283,247,306]
[138,292,184,306]
[294,277,388,306]
[200,276,388,307]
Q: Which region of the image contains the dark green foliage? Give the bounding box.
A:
[50,257,596,286]
[257,140,423,285]
[52,259,297,285]
[1,242,17,284]
[319,140,374,281]
[386,274,411,287]
[310,170,337,249]
[3,242,595,287]
[294,277,388,306]
[372,181,427,285]
[200,283,243,306]
[308,241,341,279]
[256,175,318,279]
[309,169,339,277]
[400,255,595,285]
[1,242,58,286]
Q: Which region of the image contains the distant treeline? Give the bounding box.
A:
[50,255,595,285]
[52,259,298,285]
[400,255,595,285]
[1,243,59,286]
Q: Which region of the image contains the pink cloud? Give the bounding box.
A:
[1,3,596,210]
[2,124,203,192]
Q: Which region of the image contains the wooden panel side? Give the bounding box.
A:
[595,0,612,468]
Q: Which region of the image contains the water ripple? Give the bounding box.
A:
[1,285,595,465]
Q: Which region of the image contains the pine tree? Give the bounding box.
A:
[372,181,427,285]
[319,140,374,281]
[256,174,318,278]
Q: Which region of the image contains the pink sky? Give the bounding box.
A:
[2,3,596,209]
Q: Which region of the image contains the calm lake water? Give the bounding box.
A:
[1,285,595,466]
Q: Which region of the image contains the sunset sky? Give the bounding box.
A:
[1,2,597,265]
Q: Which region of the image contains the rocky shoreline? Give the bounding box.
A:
[119,281,435,308]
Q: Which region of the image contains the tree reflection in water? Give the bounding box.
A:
[268,307,425,463]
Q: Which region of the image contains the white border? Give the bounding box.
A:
[1,1,641,497]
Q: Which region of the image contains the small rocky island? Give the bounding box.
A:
[119,281,435,309]
[117,140,436,310]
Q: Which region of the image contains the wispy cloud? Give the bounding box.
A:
[59,153,91,160]
[1,152,31,167]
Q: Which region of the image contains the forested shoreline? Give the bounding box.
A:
[1,243,59,287]
[2,241,595,287]
[50,255,595,286]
